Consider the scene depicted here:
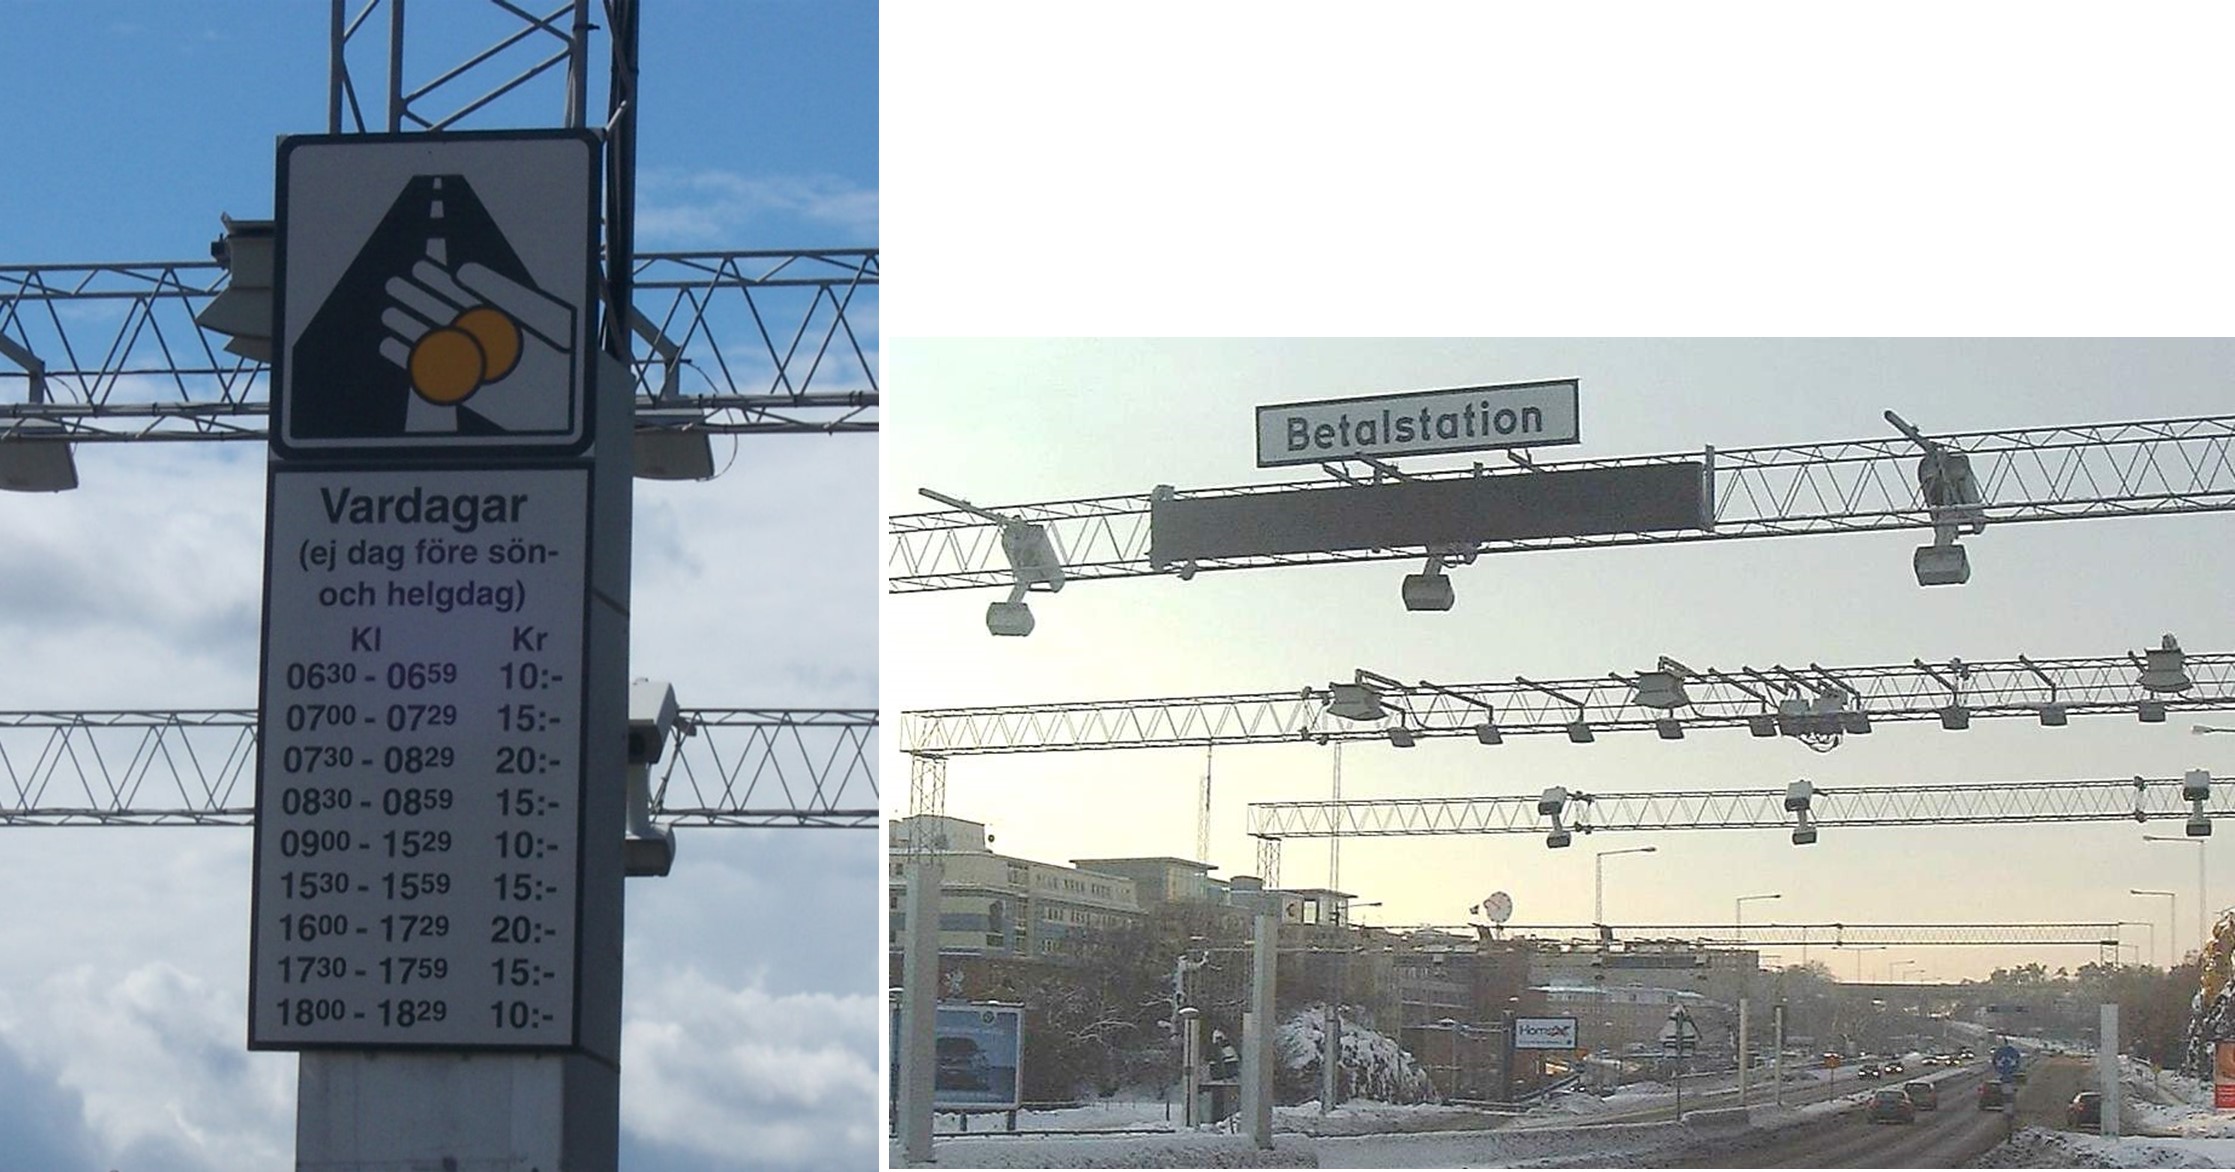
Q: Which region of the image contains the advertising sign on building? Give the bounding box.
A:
[1512,1016,1580,1051]
[1255,379,1580,467]
[888,1002,1026,1111]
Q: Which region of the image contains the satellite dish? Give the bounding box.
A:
[1484,891,1513,924]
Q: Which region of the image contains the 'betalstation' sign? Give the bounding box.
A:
[1256,379,1580,468]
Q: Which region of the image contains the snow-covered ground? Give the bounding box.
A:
[897,1052,2235,1166]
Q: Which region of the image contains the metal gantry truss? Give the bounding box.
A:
[887,414,2235,591]
[0,250,877,441]
[1245,775,2232,841]
[1404,922,2125,948]
[0,707,876,828]
[903,646,2235,755]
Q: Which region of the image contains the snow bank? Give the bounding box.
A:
[895,1134,1319,1168]
[1275,1006,1433,1105]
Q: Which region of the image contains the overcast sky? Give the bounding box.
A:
[0,4,875,1169]
[884,337,2235,986]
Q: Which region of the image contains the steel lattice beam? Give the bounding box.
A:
[0,708,876,828]
[0,251,877,440]
[903,645,2235,754]
[887,415,2235,590]
[1245,775,2226,841]
[1411,923,2124,947]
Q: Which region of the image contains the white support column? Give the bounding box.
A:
[898,853,943,1163]
[1249,907,1277,1148]
[2100,1003,2122,1138]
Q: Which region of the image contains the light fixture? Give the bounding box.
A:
[2139,635,2192,694]
[1474,722,1502,746]
[1841,711,1873,735]
[1327,682,1386,722]
[2184,769,2213,837]
[1386,726,1417,749]
[0,332,75,492]
[2038,704,2068,727]
[1654,718,1684,740]
[1748,713,1778,738]
[1939,705,1970,731]
[1791,808,1818,846]
[0,435,77,492]
[1566,720,1595,744]
[1631,664,1691,710]
[193,215,275,361]
[632,409,717,480]
[1912,542,1971,586]
[2139,701,2169,724]
[984,519,1066,637]
[1891,410,1985,587]
[1401,559,1455,612]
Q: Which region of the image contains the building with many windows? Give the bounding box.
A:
[889,814,1145,962]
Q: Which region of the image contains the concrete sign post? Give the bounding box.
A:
[251,130,630,1171]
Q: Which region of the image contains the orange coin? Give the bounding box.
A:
[452,306,522,382]
[408,327,485,405]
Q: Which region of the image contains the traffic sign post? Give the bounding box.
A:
[249,130,633,1171]
[1661,1006,1699,1121]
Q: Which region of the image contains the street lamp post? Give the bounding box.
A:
[1595,846,1658,925]
[1733,892,1779,1107]
[2143,835,2206,964]
[2132,889,2177,969]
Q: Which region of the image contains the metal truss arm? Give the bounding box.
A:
[1245,774,2227,841]
[0,707,876,828]
[0,251,877,440]
[888,415,2235,590]
[1440,922,2123,948]
[903,646,2235,754]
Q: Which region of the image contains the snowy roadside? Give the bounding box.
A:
[896,1051,2235,1167]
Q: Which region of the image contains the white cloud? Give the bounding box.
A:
[636,169,879,246]
[621,967,877,1170]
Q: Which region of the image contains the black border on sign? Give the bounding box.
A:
[247,460,595,1052]
[270,129,601,461]
[1254,378,1582,467]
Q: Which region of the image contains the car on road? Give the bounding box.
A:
[1857,1064,1882,1079]
[1870,1087,1918,1124]
[1883,1060,1906,1076]
[2068,1090,2103,1132]
[1903,1080,1938,1110]
[1978,1080,2007,1110]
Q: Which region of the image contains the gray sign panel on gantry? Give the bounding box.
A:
[1149,462,1709,566]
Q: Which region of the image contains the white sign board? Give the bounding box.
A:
[1512,1016,1580,1051]
[249,465,591,1048]
[1255,379,1580,467]
[273,131,598,459]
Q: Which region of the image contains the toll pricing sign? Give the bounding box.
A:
[249,464,590,1049]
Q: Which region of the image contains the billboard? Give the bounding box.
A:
[2217,1040,2235,1109]
[1512,1016,1580,1051]
[890,1002,1025,1111]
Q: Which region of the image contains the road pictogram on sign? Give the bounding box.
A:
[273,131,597,459]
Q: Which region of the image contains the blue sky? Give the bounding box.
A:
[0,4,875,1169]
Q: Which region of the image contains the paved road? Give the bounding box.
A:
[1671,1059,2092,1168]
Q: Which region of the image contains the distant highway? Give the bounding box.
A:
[1672,1059,2090,1168]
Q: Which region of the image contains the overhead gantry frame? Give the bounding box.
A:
[888,414,2235,591]
[0,707,877,828]
[905,643,2235,755]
